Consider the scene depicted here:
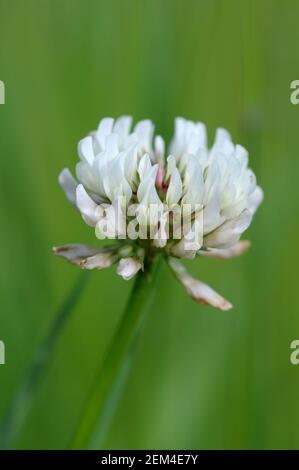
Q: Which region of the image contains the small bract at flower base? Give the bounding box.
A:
[54,116,263,310]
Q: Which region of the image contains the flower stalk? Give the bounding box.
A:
[71,253,162,449]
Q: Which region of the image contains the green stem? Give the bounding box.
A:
[71,254,162,450]
[0,272,90,449]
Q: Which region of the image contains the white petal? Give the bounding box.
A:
[166,156,182,205]
[105,133,119,158]
[123,144,139,188]
[113,116,132,138]
[182,155,204,206]
[169,118,208,161]
[204,210,252,249]
[194,122,207,149]
[117,257,142,280]
[174,117,185,139]
[203,183,225,234]
[76,160,103,196]
[96,117,114,150]
[199,240,251,259]
[154,135,165,162]
[134,120,154,153]
[248,186,264,215]
[76,184,100,227]
[137,165,161,205]
[213,128,232,147]
[235,144,249,168]
[168,257,232,311]
[103,157,132,203]
[220,195,249,220]
[137,160,158,201]
[138,153,152,180]
[78,136,94,165]
[59,168,78,206]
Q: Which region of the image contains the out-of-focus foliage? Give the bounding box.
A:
[0,0,299,449]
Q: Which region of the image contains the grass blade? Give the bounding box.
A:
[0,272,90,449]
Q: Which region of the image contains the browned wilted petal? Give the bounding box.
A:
[52,244,117,269]
[167,257,232,311]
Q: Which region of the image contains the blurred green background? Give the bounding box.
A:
[0,0,299,450]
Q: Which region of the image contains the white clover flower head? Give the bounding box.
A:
[54,116,263,310]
